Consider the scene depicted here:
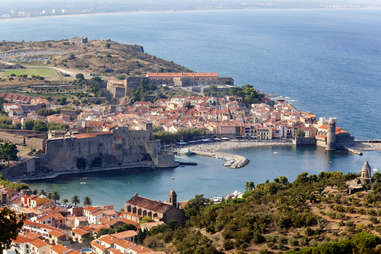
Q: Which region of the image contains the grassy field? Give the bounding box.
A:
[2,68,58,78]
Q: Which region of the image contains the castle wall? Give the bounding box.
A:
[41,129,154,172]
[293,137,316,145]
[1,127,176,179]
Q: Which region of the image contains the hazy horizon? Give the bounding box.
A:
[1,0,381,15]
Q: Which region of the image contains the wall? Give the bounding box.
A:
[293,137,316,145]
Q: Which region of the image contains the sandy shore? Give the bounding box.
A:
[179,140,292,168]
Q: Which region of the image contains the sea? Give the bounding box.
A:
[0,9,380,208]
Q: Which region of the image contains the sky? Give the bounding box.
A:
[0,0,380,14]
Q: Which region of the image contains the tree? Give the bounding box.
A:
[184,195,210,219]
[72,195,80,207]
[296,128,305,138]
[0,143,18,164]
[63,198,69,206]
[245,181,255,192]
[83,196,92,206]
[39,189,46,196]
[33,121,48,132]
[75,73,85,80]
[0,208,24,254]
[23,120,35,130]
[52,191,60,203]
[140,216,153,224]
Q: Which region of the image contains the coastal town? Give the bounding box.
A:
[0,38,381,253]
[0,65,365,178]
[0,184,185,254]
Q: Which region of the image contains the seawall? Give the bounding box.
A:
[8,161,180,182]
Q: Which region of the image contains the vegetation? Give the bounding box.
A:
[3,68,58,78]
[205,84,265,106]
[71,195,80,207]
[23,120,48,132]
[83,196,92,206]
[152,128,207,144]
[23,120,67,131]
[296,128,306,138]
[0,116,21,130]
[0,208,24,254]
[139,172,381,253]
[0,143,18,164]
[0,40,191,79]
[288,232,381,254]
[128,79,166,103]
[47,122,69,131]
[0,174,28,190]
[37,108,60,116]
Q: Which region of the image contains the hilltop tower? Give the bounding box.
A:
[326,118,336,150]
[360,161,372,184]
[168,190,177,208]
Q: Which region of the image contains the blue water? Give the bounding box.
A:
[0,9,381,207]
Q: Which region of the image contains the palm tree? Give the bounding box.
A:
[63,198,69,206]
[47,192,53,200]
[39,189,46,196]
[52,192,60,204]
[83,196,92,206]
[72,195,80,207]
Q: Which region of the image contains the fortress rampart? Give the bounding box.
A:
[1,125,176,180]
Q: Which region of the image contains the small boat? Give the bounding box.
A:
[273,152,278,155]
[179,148,194,156]
[170,177,175,180]
[80,181,87,185]
[224,159,235,167]
[373,168,379,172]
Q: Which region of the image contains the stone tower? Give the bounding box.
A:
[360,161,372,184]
[168,190,177,208]
[326,118,336,151]
[146,123,153,139]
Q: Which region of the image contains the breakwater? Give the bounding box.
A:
[191,149,249,169]
[182,140,292,169]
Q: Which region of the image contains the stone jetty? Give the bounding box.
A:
[191,149,249,169]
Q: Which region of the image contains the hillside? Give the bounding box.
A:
[0,38,191,79]
[139,171,381,253]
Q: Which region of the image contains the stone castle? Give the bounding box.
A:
[1,124,176,180]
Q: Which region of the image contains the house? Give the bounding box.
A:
[50,244,80,254]
[111,230,138,243]
[74,216,88,227]
[71,228,90,243]
[91,235,155,254]
[48,230,66,245]
[29,197,51,208]
[29,239,49,254]
[124,191,185,225]
[36,213,65,228]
